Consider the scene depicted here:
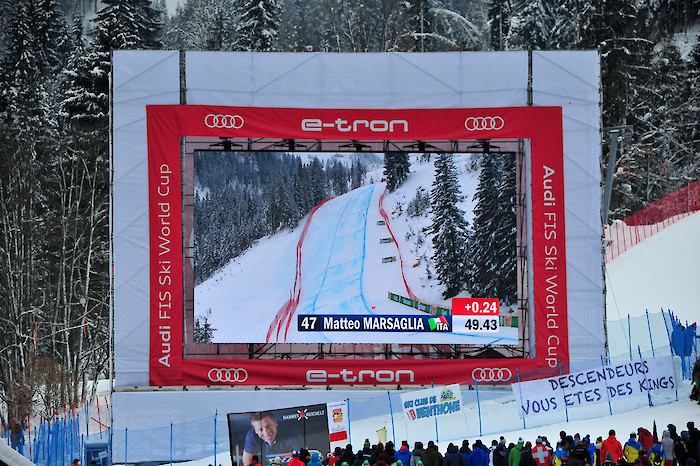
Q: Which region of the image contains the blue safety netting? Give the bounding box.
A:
[31,416,83,466]
[111,413,222,464]
[664,309,699,379]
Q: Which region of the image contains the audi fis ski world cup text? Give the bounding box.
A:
[542,164,563,368]
[157,163,174,368]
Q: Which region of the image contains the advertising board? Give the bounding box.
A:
[146,105,568,386]
[228,404,330,464]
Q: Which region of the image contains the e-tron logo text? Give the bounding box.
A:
[306,369,415,383]
[205,114,244,129]
[471,367,512,382]
[301,118,408,133]
[464,116,504,131]
[208,368,248,383]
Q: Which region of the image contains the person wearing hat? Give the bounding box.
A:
[532,438,551,466]
[353,449,367,466]
[508,438,525,466]
[289,451,306,466]
[625,433,643,466]
[661,430,675,466]
[396,441,412,466]
[583,436,597,466]
[493,444,509,466]
[459,441,472,463]
[270,457,284,466]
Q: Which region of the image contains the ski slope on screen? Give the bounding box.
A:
[195,153,519,345]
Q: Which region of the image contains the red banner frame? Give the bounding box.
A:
[146,105,568,386]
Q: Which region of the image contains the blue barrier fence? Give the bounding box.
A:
[664,309,698,379]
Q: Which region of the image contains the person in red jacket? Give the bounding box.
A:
[638,428,654,453]
[289,451,307,466]
[602,430,624,465]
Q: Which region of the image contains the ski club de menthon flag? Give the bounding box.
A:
[400,384,463,422]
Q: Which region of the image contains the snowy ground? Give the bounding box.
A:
[605,211,700,324]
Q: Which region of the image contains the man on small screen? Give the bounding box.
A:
[242,411,303,465]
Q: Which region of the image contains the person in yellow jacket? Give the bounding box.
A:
[552,442,569,466]
[648,442,666,466]
[624,433,643,466]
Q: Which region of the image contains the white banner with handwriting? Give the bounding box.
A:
[512,357,675,418]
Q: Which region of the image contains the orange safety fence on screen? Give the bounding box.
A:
[604,181,700,262]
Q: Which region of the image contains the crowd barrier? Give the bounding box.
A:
[604,181,700,262]
[664,310,698,379]
[4,393,111,466]
[7,311,697,465]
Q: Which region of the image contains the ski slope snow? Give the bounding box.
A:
[605,211,700,324]
[196,153,518,345]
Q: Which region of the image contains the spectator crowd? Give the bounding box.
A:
[258,421,700,466]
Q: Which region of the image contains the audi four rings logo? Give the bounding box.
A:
[208,368,248,383]
[205,114,245,129]
[464,116,504,131]
[471,367,513,382]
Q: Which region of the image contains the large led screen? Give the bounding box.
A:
[192,150,521,345]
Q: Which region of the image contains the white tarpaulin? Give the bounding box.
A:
[113,50,603,389]
[511,357,676,418]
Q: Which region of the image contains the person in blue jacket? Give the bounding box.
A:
[648,442,666,466]
[445,443,466,466]
[395,441,413,466]
[467,443,489,466]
